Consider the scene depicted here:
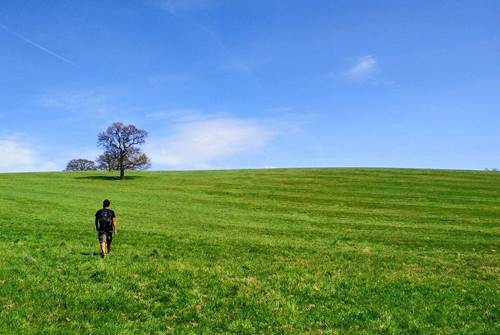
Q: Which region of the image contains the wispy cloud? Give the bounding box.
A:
[0,137,57,172]
[147,0,254,75]
[197,23,256,75]
[218,61,253,75]
[146,108,229,123]
[346,55,377,81]
[268,106,294,114]
[37,91,113,116]
[147,117,274,169]
[147,73,190,87]
[0,23,77,67]
[146,0,217,13]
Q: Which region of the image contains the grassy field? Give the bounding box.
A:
[0,168,498,334]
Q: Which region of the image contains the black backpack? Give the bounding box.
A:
[98,209,113,231]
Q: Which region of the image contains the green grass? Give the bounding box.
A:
[0,168,498,334]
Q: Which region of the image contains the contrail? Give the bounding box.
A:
[0,23,77,67]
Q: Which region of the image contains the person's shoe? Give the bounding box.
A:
[100,253,105,258]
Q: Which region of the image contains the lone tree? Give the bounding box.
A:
[97,122,151,179]
[65,159,97,171]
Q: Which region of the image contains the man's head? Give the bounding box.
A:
[103,199,110,208]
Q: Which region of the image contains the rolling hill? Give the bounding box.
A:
[0,168,498,334]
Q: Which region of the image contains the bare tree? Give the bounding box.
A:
[96,152,118,172]
[97,122,151,179]
[65,159,97,171]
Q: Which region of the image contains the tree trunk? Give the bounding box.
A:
[119,151,125,179]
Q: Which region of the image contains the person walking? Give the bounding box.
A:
[95,199,117,258]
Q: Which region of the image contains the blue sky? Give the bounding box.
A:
[1,0,499,172]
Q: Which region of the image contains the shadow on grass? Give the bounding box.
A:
[74,175,143,181]
[80,251,97,257]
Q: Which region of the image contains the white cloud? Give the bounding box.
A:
[0,138,57,172]
[147,118,273,169]
[346,55,377,81]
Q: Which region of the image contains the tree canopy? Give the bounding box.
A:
[65,159,97,171]
[97,122,150,179]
